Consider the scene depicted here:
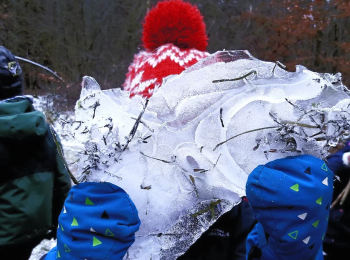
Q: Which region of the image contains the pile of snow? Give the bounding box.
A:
[57,51,350,260]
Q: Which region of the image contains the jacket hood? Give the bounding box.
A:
[0,97,47,140]
[326,140,350,173]
[45,182,141,260]
[246,155,334,260]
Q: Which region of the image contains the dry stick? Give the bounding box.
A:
[271,61,287,75]
[140,151,174,164]
[131,117,154,132]
[123,100,149,152]
[331,189,345,209]
[281,121,319,129]
[15,56,65,83]
[269,113,317,131]
[213,154,222,169]
[285,99,321,128]
[220,108,224,127]
[50,126,79,185]
[212,70,257,83]
[92,101,100,119]
[213,126,279,151]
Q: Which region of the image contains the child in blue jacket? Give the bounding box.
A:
[323,140,350,259]
[246,155,334,260]
[41,182,141,260]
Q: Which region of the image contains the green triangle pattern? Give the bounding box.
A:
[93,236,102,246]
[312,220,320,228]
[85,197,94,205]
[316,197,322,205]
[105,229,114,237]
[322,233,325,240]
[290,183,299,192]
[61,223,64,231]
[57,250,61,258]
[64,244,71,252]
[71,217,78,226]
[288,230,298,239]
[321,163,328,171]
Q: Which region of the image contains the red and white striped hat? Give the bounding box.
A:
[123,0,209,99]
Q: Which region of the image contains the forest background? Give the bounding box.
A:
[1,0,350,114]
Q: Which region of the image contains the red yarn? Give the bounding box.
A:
[142,0,208,52]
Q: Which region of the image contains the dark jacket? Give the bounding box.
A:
[44,182,141,260]
[178,199,256,260]
[0,97,71,248]
[326,141,350,202]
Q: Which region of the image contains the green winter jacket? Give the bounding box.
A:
[0,97,71,247]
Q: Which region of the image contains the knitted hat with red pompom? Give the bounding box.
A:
[123,0,209,99]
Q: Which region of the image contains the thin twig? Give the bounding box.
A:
[92,101,100,119]
[123,100,149,152]
[213,154,222,169]
[15,56,65,83]
[285,99,321,128]
[331,189,345,209]
[271,61,287,76]
[131,117,154,132]
[214,126,279,151]
[50,126,79,185]
[140,151,174,164]
[212,70,257,83]
[220,108,224,127]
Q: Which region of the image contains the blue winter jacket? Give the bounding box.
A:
[246,155,334,260]
[45,182,141,260]
[326,140,350,173]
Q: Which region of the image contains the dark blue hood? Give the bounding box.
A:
[246,155,334,260]
[326,140,350,174]
[45,182,141,260]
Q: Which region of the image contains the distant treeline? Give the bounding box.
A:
[1,0,349,110]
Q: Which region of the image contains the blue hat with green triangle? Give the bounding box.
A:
[44,182,141,260]
[246,155,333,260]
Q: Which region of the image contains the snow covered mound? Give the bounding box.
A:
[60,51,350,260]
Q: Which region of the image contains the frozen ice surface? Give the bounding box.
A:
[80,76,101,99]
[29,239,56,260]
[60,50,350,260]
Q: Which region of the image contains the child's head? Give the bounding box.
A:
[46,182,141,260]
[0,46,22,101]
[123,0,209,99]
[246,155,333,260]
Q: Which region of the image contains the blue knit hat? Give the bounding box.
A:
[45,182,141,260]
[246,155,333,260]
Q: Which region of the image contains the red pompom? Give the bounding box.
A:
[142,0,208,52]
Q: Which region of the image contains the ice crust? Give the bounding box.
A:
[60,50,350,260]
